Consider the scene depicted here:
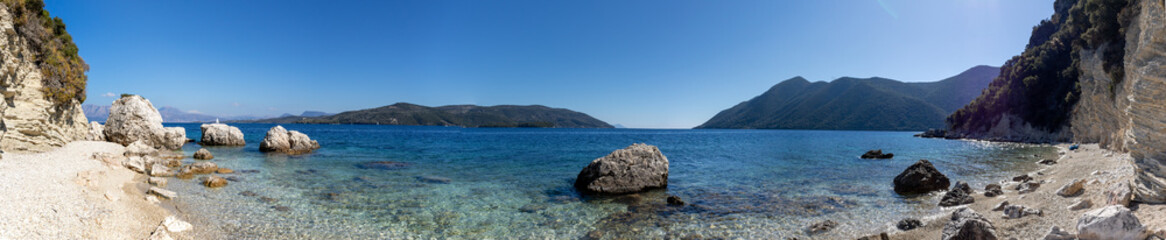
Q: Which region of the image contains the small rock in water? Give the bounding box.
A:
[860,149,894,159]
[216,168,234,174]
[272,205,291,212]
[1013,174,1033,182]
[806,220,838,235]
[201,176,228,188]
[1056,178,1086,197]
[193,148,213,160]
[225,176,243,182]
[992,201,1009,211]
[239,191,258,197]
[1043,226,1075,240]
[1038,159,1057,165]
[667,195,686,206]
[984,183,1003,197]
[355,161,410,170]
[238,169,260,174]
[1068,199,1092,211]
[518,204,546,213]
[1003,205,1042,219]
[892,159,951,195]
[897,218,922,231]
[259,197,278,203]
[416,175,452,184]
[584,230,604,240]
[939,182,975,207]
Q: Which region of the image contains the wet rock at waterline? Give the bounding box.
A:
[893,159,951,195]
[984,183,1003,197]
[939,182,975,207]
[860,149,894,159]
[897,218,922,231]
[575,143,669,195]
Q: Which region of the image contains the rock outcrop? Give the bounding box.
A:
[86,122,105,141]
[893,159,951,195]
[103,95,186,150]
[199,123,244,146]
[574,143,669,194]
[0,5,89,153]
[941,208,998,240]
[1076,205,1145,240]
[258,125,319,154]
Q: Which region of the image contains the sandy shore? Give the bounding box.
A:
[0,141,174,239]
[886,143,1166,239]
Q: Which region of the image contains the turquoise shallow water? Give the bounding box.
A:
[161,123,1055,239]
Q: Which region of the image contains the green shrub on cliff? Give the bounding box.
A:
[947,0,1135,135]
[2,0,88,106]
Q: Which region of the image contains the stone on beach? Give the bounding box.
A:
[148,225,172,240]
[124,140,157,157]
[1056,178,1086,197]
[574,143,669,194]
[103,95,186,150]
[193,148,213,160]
[893,159,951,195]
[1017,182,1041,194]
[984,183,1003,197]
[941,208,998,240]
[861,149,894,159]
[939,181,975,207]
[897,218,922,231]
[148,187,177,199]
[1003,205,1042,219]
[1076,205,1145,240]
[259,125,320,154]
[162,216,192,232]
[148,163,173,177]
[1013,174,1034,183]
[1068,199,1092,211]
[199,123,246,146]
[148,177,167,187]
[991,201,1009,211]
[1104,182,1132,207]
[1043,226,1076,240]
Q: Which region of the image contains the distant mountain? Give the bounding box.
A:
[83,104,270,123]
[300,111,331,117]
[612,124,627,129]
[245,103,613,128]
[696,65,999,130]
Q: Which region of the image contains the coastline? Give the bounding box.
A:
[0,141,178,239]
[885,143,1164,239]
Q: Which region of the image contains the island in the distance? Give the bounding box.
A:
[241,102,614,128]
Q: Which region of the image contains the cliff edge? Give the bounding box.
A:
[0,3,89,153]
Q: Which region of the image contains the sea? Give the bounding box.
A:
[161,123,1056,239]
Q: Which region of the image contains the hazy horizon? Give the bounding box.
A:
[52,0,1054,128]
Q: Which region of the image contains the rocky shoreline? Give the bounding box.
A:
[879,144,1165,239]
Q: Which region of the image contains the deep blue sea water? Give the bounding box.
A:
[161,123,1055,239]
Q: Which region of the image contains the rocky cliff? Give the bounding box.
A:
[1071,0,1166,203]
[0,4,88,153]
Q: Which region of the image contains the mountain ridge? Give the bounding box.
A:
[243,102,614,128]
[696,65,999,130]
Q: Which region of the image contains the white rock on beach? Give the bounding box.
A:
[148,187,177,199]
[103,95,186,150]
[1043,226,1076,240]
[124,140,158,157]
[162,216,192,232]
[87,121,106,141]
[148,225,173,240]
[200,123,245,146]
[1076,205,1145,240]
[1056,178,1086,197]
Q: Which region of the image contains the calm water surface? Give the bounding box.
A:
[161,123,1055,239]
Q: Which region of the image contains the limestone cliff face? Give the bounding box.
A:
[1071,0,1166,203]
[0,5,88,153]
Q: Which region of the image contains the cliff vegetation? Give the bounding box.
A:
[2,0,87,107]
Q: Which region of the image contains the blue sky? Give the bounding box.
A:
[50,0,1053,128]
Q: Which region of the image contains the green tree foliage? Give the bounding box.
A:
[947,0,1135,134]
[2,0,88,107]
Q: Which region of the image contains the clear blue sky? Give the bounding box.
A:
[50,0,1053,128]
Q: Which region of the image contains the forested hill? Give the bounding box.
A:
[696,65,999,130]
[244,103,614,128]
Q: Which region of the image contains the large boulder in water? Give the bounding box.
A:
[103,95,186,150]
[893,159,951,195]
[941,208,998,240]
[259,126,319,154]
[574,143,669,194]
[200,123,245,146]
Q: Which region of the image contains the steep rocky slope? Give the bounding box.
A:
[0,4,88,153]
[947,0,1166,203]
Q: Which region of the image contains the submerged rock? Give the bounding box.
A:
[193,148,213,160]
[1076,205,1145,240]
[667,195,685,206]
[941,208,998,240]
[574,143,669,195]
[893,159,951,195]
[416,175,452,184]
[806,220,838,235]
[202,176,228,188]
[259,125,320,154]
[939,182,975,207]
[860,149,894,159]
[199,123,245,146]
[181,161,219,175]
[355,161,409,170]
